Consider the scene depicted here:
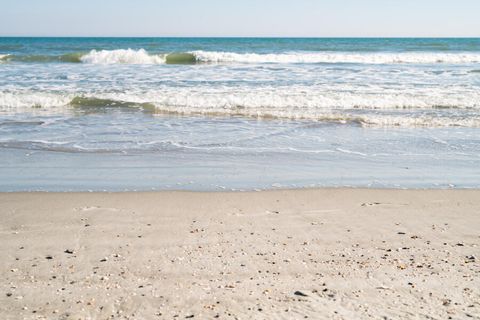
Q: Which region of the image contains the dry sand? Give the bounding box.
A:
[0,189,479,319]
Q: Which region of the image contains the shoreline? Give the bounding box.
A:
[1,188,479,319]
[2,185,480,194]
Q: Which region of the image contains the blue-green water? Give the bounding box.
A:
[1,38,479,191]
[2,37,480,56]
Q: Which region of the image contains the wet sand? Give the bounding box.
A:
[0,189,479,319]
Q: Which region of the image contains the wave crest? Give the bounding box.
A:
[80,49,166,64]
[1,91,480,127]
[79,49,480,65]
[3,49,480,65]
[79,50,197,65]
[192,51,480,64]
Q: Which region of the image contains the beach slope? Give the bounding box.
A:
[0,189,479,319]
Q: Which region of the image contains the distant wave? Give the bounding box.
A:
[191,51,480,64]
[0,53,83,63]
[79,49,480,65]
[80,49,165,64]
[3,49,480,65]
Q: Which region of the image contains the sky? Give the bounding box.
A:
[1,0,479,37]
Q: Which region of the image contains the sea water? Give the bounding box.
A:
[0,38,479,191]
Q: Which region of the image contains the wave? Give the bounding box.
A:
[0,139,181,154]
[151,109,480,127]
[70,97,156,112]
[0,53,84,63]
[164,52,197,64]
[77,50,480,65]
[148,105,480,127]
[1,92,480,127]
[80,49,198,64]
[191,51,480,64]
[80,49,165,64]
[3,89,480,111]
[3,49,480,65]
[0,50,197,65]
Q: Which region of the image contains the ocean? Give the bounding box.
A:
[0,37,479,191]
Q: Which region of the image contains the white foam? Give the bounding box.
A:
[0,92,72,110]
[192,51,480,64]
[356,114,480,128]
[112,87,480,113]
[2,89,480,127]
[80,49,166,64]
[77,49,480,65]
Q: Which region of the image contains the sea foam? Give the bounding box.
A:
[77,49,480,65]
[2,89,480,127]
[192,51,480,64]
[80,49,166,64]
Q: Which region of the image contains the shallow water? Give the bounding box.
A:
[1,38,479,191]
[0,110,479,191]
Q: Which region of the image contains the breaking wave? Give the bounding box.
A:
[78,49,480,65]
[3,49,480,65]
[191,51,480,64]
[0,54,10,62]
[1,91,480,127]
[80,49,165,64]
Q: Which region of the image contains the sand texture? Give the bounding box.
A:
[0,189,479,319]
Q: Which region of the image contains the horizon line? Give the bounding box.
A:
[1,36,479,39]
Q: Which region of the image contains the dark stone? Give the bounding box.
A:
[294,291,308,297]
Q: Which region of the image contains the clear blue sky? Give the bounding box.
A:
[1,0,479,37]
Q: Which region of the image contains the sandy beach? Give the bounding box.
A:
[0,189,479,319]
